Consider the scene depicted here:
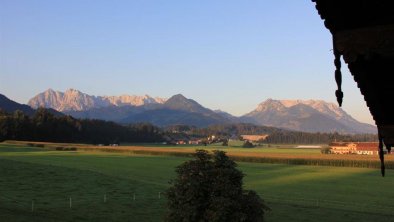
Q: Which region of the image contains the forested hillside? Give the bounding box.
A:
[0,108,164,144]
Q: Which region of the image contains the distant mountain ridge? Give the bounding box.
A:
[45,92,233,127]
[241,99,376,134]
[25,89,376,133]
[120,94,234,127]
[0,94,36,115]
[28,89,166,112]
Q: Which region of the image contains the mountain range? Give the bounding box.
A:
[241,99,376,134]
[1,88,377,134]
[28,88,166,112]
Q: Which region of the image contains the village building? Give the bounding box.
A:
[241,135,268,143]
[329,142,380,155]
[188,140,201,145]
[176,140,186,145]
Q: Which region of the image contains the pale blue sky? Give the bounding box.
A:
[0,0,374,124]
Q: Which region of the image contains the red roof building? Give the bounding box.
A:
[330,142,379,155]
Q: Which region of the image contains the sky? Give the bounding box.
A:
[0,0,375,125]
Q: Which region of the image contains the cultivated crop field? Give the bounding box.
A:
[1,142,394,222]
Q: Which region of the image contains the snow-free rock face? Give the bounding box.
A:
[28,89,65,111]
[60,89,105,111]
[242,99,376,134]
[28,89,166,112]
[102,95,166,107]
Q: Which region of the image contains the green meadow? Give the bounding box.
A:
[0,143,394,222]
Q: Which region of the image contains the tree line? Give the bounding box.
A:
[263,131,377,144]
[172,123,378,144]
[0,108,164,144]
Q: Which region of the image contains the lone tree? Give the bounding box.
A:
[166,150,269,222]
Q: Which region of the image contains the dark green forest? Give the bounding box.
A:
[0,108,164,144]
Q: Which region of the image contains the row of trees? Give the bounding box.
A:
[0,109,164,144]
[190,123,277,138]
[264,131,377,144]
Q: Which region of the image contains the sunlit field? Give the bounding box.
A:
[1,142,394,221]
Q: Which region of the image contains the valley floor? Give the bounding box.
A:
[0,142,393,222]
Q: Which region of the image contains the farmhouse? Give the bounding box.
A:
[241,135,268,142]
[330,142,379,155]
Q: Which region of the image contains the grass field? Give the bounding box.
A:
[1,142,394,221]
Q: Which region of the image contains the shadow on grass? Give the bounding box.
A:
[0,159,168,222]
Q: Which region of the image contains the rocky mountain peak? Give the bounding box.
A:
[255,99,347,119]
[255,99,286,112]
[243,98,376,134]
[65,88,80,93]
[278,99,347,120]
[168,94,187,101]
[28,89,167,112]
[164,94,195,106]
[164,94,203,112]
